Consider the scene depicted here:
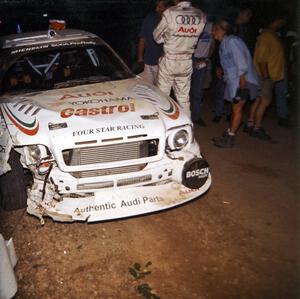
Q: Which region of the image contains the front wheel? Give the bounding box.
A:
[0,149,27,210]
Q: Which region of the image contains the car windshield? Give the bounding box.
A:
[0,44,134,94]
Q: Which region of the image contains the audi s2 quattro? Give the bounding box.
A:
[0,29,211,223]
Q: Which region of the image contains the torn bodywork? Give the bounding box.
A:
[0,29,211,222]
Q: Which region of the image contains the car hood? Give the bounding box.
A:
[1,77,190,147]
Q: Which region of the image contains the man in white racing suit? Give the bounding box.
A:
[153,0,206,118]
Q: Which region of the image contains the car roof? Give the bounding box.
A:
[0,29,100,49]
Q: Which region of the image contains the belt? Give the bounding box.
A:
[164,52,192,60]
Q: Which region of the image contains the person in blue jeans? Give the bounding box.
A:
[212,63,232,122]
[212,20,259,148]
[190,21,214,126]
[275,79,289,125]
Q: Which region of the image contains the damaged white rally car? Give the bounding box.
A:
[0,29,211,223]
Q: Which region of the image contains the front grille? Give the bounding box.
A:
[117,175,152,187]
[63,139,159,166]
[76,174,152,190]
[77,181,114,190]
[70,164,147,178]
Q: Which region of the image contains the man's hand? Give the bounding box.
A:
[216,67,223,79]
[234,88,249,102]
[195,58,208,69]
[258,62,269,80]
[239,75,246,89]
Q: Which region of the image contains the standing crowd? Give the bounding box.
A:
[135,0,296,148]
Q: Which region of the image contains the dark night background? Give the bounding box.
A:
[0,0,298,66]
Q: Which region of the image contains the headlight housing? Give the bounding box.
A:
[28,145,41,161]
[26,145,52,165]
[174,130,189,149]
[167,127,191,151]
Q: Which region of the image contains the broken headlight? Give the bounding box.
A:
[26,145,52,164]
[28,145,41,161]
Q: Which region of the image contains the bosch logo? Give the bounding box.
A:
[182,158,209,189]
[176,15,201,25]
[186,168,209,179]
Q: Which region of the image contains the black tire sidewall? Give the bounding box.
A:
[0,149,27,210]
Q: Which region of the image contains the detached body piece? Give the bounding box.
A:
[0,234,18,299]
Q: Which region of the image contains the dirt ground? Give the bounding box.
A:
[0,97,298,299]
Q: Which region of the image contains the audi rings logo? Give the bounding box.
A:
[176,15,201,25]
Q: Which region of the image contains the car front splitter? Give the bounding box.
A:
[27,176,211,223]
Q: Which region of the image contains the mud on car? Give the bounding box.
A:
[0,29,211,223]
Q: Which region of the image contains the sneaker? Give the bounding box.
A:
[212,116,222,123]
[212,129,228,142]
[250,127,271,141]
[213,133,235,148]
[243,124,254,134]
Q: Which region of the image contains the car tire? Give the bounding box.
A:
[0,149,27,210]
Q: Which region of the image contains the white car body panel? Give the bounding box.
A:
[0,30,211,223]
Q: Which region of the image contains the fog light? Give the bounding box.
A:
[182,158,209,189]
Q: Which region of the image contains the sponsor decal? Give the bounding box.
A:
[51,41,96,48]
[179,187,198,196]
[74,196,163,214]
[72,124,145,136]
[2,104,39,136]
[11,41,97,55]
[140,113,159,120]
[59,91,114,101]
[133,85,180,120]
[186,167,209,179]
[176,15,201,25]
[161,99,180,120]
[61,103,135,118]
[178,27,197,34]
[67,96,133,105]
[182,158,209,189]
[11,44,49,54]
[48,122,68,130]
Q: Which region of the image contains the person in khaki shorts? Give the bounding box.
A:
[246,10,286,140]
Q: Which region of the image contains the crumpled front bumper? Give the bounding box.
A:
[27,175,211,223]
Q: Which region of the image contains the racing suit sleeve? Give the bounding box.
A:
[153,11,169,44]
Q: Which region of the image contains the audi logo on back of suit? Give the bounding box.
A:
[176,15,201,25]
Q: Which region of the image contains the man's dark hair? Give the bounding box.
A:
[239,5,254,14]
[214,19,233,35]
[264,6,287,27]
[158,0,173,6]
